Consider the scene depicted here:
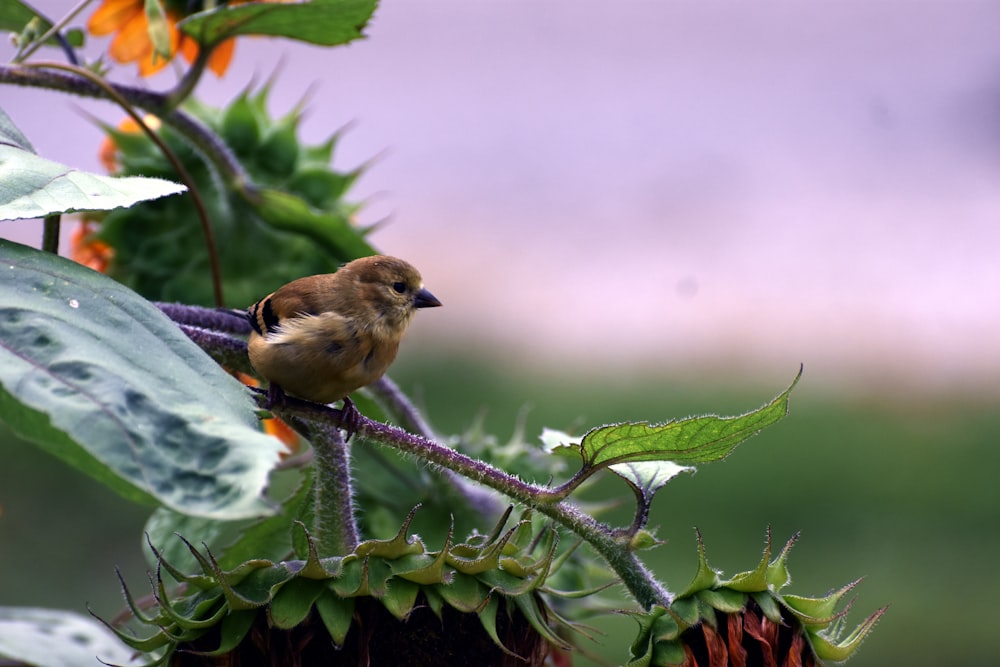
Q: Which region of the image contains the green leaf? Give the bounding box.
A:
[0,1,54,50]
[808,606,888,662]
[782,579,862,625]
[697,588,747,613]
[578,369,801,470]
[721,528,774,593]
[199,610,256,656]
[315,591,354,646]
[144,469,312,574]
[0,107,185,221]
[0,239,283,519]
[251,187,374,260]
[539,427,583,457]
[144,507,244,575]
[0,607,142,667]
[675,529,720,599]
[382,578,420,620]
[0,105,34,152]
[0,0,47,32]
[178,0,377,47]
[269,577,324,629]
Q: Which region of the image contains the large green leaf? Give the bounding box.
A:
[0,0,51,38]
[579,369,801,469]
[0,607,142,667]
[251,187,374,260]
[179,0,377,46]
[0,239,282,519]
[144,469,312,574]
[0,106,185,221]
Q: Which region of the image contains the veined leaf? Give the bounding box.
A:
[144,470,312,574]
[0,0,47,30]
[0,1,52,44]
[179,0,377,47]
[0,607,142,667]
[252,187,374,259]
[0,107,185,221]
[579,369,801,470]
[0,239,283,519]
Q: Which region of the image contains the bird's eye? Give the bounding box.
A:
[392,281,407,294]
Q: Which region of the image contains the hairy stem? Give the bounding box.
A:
[164,45,211,111]
[280,412,359,556]
[42,215,60,254]
[176,324,255,376]
[265,394,672,609]
[366,376,505,518]
[367,376,436,438]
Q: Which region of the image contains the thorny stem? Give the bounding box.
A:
[266,394,673,610]
[16,62,227,306]
[366,375,507,520]
[367,376,436,439]
[164,45,211,111]
[42,215,60,254]
[176,323,254,375]
[279,411,359,556]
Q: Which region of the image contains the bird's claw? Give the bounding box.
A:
[338,396,361,442]
[266,383,287,410]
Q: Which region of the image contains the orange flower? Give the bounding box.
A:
[87,0,236,77]
[98,113,161,172]
[70,221,114,273]
[233,372,303,454]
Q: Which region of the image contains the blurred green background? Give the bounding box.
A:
[3,2,999,665]
[2,351,996,666]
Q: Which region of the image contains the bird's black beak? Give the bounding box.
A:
[414,287,442,309]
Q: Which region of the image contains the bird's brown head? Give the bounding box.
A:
[341,255,441,331]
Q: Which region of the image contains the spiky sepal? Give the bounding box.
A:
[626,529,887,666]
[98,508,576,666]
[89,83,373,308]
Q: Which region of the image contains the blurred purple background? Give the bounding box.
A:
[4,1,999,390]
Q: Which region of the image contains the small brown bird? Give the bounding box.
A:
[246,255,441,405]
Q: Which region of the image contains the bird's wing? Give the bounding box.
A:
[247,275,334,336]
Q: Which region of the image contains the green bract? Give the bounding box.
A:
[104,508,572,666]
[92,85,373,307]
[626,530,887,666]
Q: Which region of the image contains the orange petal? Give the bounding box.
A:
[179,35,235,77]
[207,38,236,77]
[178,33,200,65]
[138,51,170,76]
[87,0,142,37]
[108,12,152,63]
[264,417,302,451]
[231,372,301,452]
[70,222,113,274]
[98,135,118,172]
